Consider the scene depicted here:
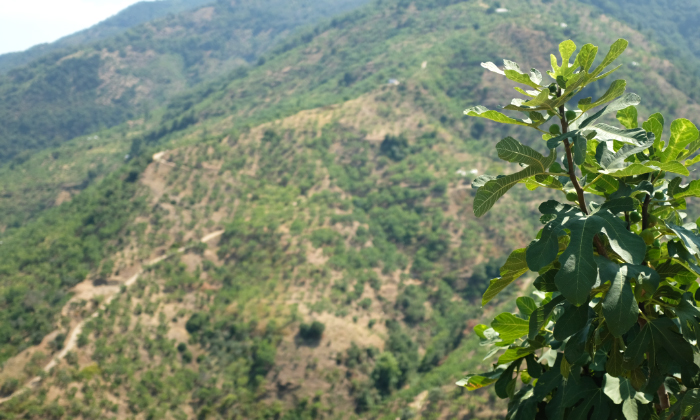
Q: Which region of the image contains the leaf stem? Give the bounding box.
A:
[642,194,652,231]
[556,88,608,258]
[582,174,604,192]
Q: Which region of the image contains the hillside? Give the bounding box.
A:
[0,0,214,73]
[0,0,370,164]
[1,0,700,418]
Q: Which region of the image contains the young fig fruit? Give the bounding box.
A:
[566,192,578,202]
[565,110,577,121]
[648,214,660,227]
[654,191,664,200]
[629,211,642,223]
[549,125,561,135]
[641,229,656,245]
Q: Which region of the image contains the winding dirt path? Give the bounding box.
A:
[0,230,225,404]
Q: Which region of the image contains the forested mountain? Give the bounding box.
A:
[0,0,370,164]
[0,0,214,73]
[1,0,700,419]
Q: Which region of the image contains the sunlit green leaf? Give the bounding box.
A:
[657,119,700,163]
[482,248,529,306]
[579,80,626,112]
[588,124,649,145]
[473,137,556,217]
[492,313,529,344]
[516,297,537,316]
[529,296,565,339]
[456,370,503,390]
[575,43,598,72]
[579,93,641,129]
[591,39,628,78]
[616,106,638,129]
[642,113,664,151]
[498,347,535,365]
[602,160,690,177]
[464,106,534,127]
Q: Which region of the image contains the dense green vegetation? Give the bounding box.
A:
[461,38,700,419]
[0,0,370,163]
[0,157,150,362]
[2,0,700,418]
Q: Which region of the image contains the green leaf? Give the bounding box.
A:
[526,224,562,272]
[667,223,700,259]
[481,248,529,306]
[602,268,638,337]
[625,264,660,295]
[491,313,529,344]
[648,317,694,364]
[616,106,638,129]
[588,124,649,145]
[591,39,628,78]
[579,93,641,129]
[516,297,537,316]
[669,179,700,199]
[498,347,535,365]
[680,389,700,418]
[562,376,613,420]
[602,160,690,177]
[603,374,638,404]
[574,43,597,72]
[606,339,625,377]
[554,210,645,305]
[534,269,558,292]
[481,61,505,75]
[559,40,576,66]
[579,80,626,112]
[464,106,534,128]
[495,363,518,398]
[555,215,600,306]
[674,293,700,343]
[642,113,664,151]
[456,370,503,390]
[623,323,651,370]
[573,134,587,165]
[684,153,700,167]
[655,260,698,284]
[473,137,555,217]
[596,211,646,265]
[596,139,654,171]
[597,197,637,215]
[496,137,551,167]
[529,295,565,339]
[505,70,542,90]
[553,302,590,340]
[657,118,700,163]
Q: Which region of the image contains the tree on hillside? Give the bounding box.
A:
[459,38,700,419]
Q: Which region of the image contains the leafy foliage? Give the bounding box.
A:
[460,39,700,419]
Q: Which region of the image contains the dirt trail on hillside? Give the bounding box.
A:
[0,229,224,404]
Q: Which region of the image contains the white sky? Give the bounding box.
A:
[0,0,148,55]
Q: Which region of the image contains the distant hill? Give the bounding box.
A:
[0,0,215,73]
[0,0,371,164]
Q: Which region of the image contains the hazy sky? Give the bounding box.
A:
[0,0,147,55]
